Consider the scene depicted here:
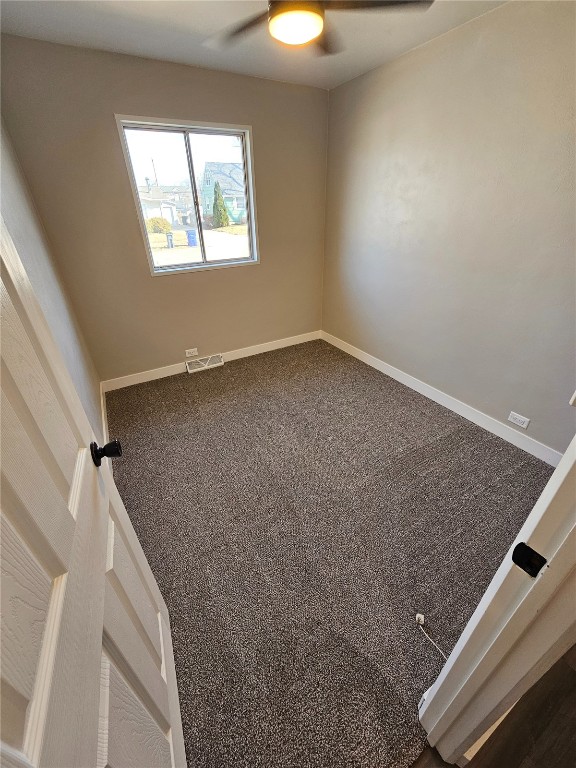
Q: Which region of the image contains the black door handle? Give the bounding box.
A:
[90,439,122,467]
[512,542,547,577]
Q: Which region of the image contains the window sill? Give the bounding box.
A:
[150,258,259,276]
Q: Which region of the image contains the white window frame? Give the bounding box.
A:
[116,115,260,276]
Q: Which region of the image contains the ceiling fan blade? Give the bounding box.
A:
[314,20,343,55]
[225,11,269,42]
[325,0,433,10]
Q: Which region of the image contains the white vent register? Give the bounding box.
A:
[186,354,224,374]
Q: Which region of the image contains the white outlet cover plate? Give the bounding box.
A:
[185,348,198,358]
[508,411,530,429]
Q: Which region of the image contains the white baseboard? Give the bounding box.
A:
[101,361,186,392]
[222,331,321,363]
[100,384,109,443]
[100,328,562,467]
[320,331,562,467]
[100,331,322,393]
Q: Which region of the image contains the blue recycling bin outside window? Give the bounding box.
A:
[186,229,198,247]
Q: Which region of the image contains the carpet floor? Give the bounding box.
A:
[106,340,553,768]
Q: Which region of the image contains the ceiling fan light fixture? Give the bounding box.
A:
[268,2,324,46]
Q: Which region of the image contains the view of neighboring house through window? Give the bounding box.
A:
[121,121,257,273]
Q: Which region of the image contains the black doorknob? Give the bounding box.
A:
[90,439,122,467]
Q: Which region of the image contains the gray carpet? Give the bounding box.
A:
[106,340,553,768]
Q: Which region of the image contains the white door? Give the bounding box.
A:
[419,433,576,763]
[0,219,186,768]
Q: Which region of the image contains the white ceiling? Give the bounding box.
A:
[1,1,505,89]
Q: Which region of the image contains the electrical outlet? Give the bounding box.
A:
[185,348,198,358]
[508,411,530,430]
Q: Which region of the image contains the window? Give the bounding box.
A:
[119,118,259,274]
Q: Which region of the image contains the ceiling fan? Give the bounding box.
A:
[224,0,434,55]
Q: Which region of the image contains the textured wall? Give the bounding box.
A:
[2,4,574,452]
[1,37,328,380]
[323,1,575,452]
[2,124,103,440]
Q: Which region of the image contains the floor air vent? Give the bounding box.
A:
[186,354,224,374]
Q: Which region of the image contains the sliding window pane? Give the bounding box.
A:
[124,128,202,270]
[188,132,251,263]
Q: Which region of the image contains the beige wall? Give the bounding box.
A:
[323,1,575,453]
[1,37,328,380]
[2,124,104,440]
[2,4,574,453]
